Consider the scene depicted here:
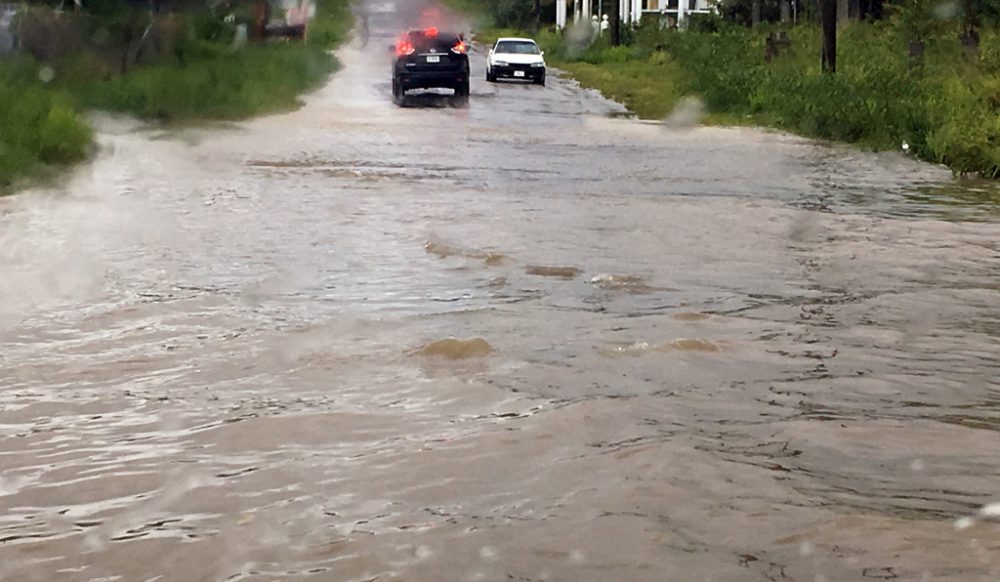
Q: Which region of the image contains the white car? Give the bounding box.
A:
[486,37,546,86]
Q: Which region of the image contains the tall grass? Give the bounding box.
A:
[539,22,999,178]
[0,59,93,189]
[1,0,352,191]
[74,0,351,121]
[80,43,337,121]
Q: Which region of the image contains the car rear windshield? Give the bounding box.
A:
[495,41,540,55]
[408,30,461,53]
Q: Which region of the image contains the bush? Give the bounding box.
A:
[82,43,337,121]
[309,0,354,48]
[0,59,93,188]
[538,19,999,177]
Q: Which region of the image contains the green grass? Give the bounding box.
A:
[0,0,352,192]
[557,52,689,119]
[0,59,93,190]
[78,43,338,121]
[76,0,351,121]
[472,18,1000,178]
[308,0,354,49]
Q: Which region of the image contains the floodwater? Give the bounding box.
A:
[2,2,1000,581]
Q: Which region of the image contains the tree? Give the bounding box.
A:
[610,0,620,46]
[819,0,836,72]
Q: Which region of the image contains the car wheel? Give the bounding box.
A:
[534,75,545,87]
[486,66,495,83]
[451,79,470,106]
[392,78,402,103]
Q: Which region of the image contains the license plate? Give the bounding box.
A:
[426,55,440,63]
[514,70,525,77]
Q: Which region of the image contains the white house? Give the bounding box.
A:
[556,0,715,29]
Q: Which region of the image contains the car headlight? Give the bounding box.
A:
[494,60,508,67]
[531,61,545,67]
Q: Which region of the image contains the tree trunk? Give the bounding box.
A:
[611,0,620,46]
[535,0,541,29]
[780,0,791,23]
[819,0,836,72]
[961,0,980,56]
[752,0,761,27]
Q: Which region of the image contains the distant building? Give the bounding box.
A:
[642,0,716,25]
[557,0,715,29]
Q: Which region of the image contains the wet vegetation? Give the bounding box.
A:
[0,59,93,190]
[459,1,1000,178]
[0,0,351,190]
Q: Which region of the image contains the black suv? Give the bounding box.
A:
[391,28,470,104]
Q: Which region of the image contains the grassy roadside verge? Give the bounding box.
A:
[451,2,999,178]
[544,24,999,178]
[0,0,352,192]
[0,60,93,190]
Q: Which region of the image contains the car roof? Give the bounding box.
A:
[496,37,537,43]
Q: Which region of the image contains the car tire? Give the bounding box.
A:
[534,75,545,87]
[392,78,403,104]
[452,79,470,107]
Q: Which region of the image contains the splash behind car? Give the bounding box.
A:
[486,37,546,86]
[391,28,470,104]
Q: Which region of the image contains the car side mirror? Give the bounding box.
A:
[540,51,545,56]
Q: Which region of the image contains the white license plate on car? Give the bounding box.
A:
[426,55,440,63]
[514,70,525,77]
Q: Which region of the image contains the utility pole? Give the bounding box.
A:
[611,0,621,46]
[819,0,837,72]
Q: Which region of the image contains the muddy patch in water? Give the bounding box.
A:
[425,241,510,266]
[526,265,582,279]
[413,338,494,359]
[672,312,712,321]
[424,240,464,259]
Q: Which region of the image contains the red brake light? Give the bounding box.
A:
[452,40,467,54]
[395,40,414,56]
[424,27,438,37]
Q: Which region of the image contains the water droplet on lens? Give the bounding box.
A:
[38,67,55,84]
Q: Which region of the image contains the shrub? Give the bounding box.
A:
[0,59,92,188]
[539,18,999,177]
[83,44,336,120]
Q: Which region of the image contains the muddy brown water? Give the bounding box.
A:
[3,2,1000,581]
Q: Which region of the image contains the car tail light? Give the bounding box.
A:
[396,41,415,56]
[451,40,467,54]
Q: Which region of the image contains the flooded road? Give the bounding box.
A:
[3,2,1000,581]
